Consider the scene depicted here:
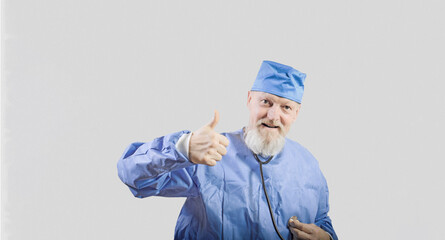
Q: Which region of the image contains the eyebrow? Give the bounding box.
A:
[257,93,297,106]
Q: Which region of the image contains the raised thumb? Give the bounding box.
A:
[207,110,219,129]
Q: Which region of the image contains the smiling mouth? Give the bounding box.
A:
[261,123,279,129]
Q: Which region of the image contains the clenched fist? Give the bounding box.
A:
[189,111,230,166]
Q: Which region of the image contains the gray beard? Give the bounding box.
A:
[244,127,285,157]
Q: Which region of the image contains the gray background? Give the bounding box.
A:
[2,0,445,239]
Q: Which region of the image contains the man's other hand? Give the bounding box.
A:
[189,111,230,166]
[288,216,331,240]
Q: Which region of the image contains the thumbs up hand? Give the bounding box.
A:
[189,111,230,166]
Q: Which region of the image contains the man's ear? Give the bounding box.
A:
[294,104,301,120]
[247,91,252,106]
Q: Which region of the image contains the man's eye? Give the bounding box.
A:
[284,106,292,110]
[261,99,269,104]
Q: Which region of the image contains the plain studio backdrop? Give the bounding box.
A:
[1,0,445,239]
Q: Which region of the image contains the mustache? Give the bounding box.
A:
[256,119,284,130]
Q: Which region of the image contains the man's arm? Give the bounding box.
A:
[117,130,199,198]
[117,111,229,198]
[287,171,338,240]
[314,179,338,240]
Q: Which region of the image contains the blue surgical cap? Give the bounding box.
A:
[251,60,306,104]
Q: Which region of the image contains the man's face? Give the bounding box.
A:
[247,91,300,142]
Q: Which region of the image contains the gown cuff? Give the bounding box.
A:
[175,132,192,159]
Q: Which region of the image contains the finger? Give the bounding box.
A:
[288,227,298,239]
[208,150,223,161]
[218,134,230,147]
[290,219,313,233]
[288,216,298,224]
[288,217,297,227]
[216,143,227,156]
[205,158,217,166]
[289,227,312,240]
[214,152,223,161]
[290,219,305,231]
[293,220,315,234]
[288,218,298,228]
[207,110,219,129]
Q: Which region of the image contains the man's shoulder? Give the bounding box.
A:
[284,138,319,162]
[221,128,244,139]
[284,137,309,152]
[221,128,244,135]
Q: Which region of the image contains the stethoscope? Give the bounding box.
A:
[253,153,285,240]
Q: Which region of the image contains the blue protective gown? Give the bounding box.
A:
[117,129,338,240]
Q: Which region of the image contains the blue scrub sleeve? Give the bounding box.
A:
[315,180,338,240]
[117,130,199,198]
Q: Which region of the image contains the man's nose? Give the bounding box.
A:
[267,107,280,121]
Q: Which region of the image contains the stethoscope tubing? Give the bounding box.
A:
[253,153,285,240]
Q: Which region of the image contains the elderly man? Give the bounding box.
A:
[117,61,338,240]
